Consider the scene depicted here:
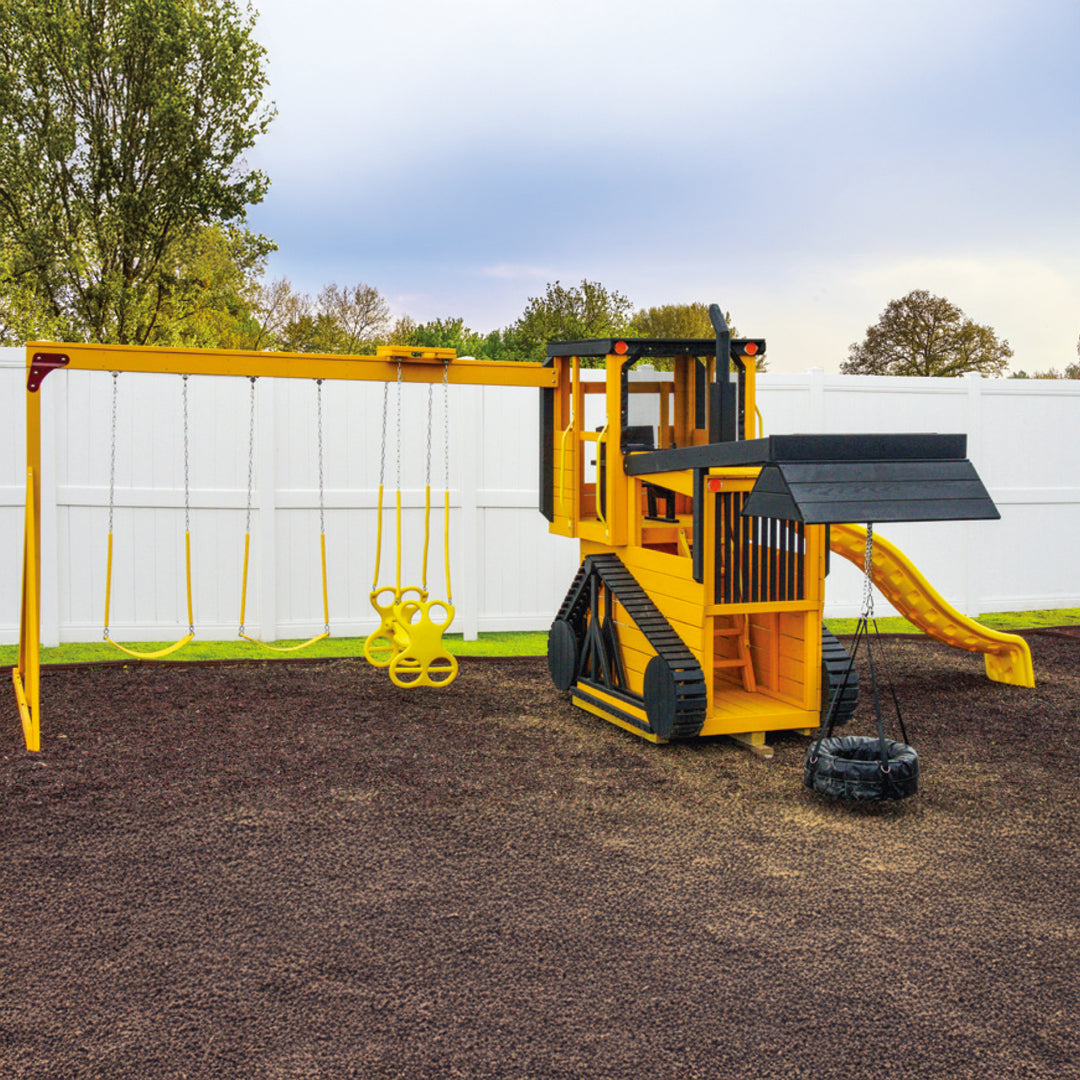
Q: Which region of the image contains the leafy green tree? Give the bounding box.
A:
[141,225,271,349]
[842,290,1013,377]
[1010,361,1080,379]
[632,302,737,339]
[0,245,66,344]
[264,280,394,354]
[629,302,767,371]
[1021,334,1080,377]
[317,282,391,353]
[0,0,275,344]
[407,316,507,359]
[503,280,634,362]
[250,277,308,351]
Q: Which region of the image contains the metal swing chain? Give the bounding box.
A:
[395,361,403,494]
[245,375,257,535]
[426,383,433,488]
[108,371,119,537]
[104,372,120,641]
[443,360,452,603]
[316,378,326,537]
[443,360,450,496]
[379,380,389,489]
[182,374,193,634]
[316,378,328,633]
[422,381,434,595]
[861,523,875,620]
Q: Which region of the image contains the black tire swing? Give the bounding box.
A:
[805,524,919,802]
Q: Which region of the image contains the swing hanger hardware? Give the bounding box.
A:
[375,345,457,365]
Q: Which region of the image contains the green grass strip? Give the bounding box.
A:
[0,631,550,666]
[2,610,1077,667]
[823,607,1080,636]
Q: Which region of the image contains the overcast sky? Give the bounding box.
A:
[244,0,1079,373]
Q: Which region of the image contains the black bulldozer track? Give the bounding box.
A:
[820,628,858,727]
[548,554,708,740]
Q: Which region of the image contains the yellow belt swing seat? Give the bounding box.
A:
[364,361,458,688]
[102,372,196,660]
[238,377,331,652]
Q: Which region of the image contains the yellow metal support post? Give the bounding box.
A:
[15,377,43,750]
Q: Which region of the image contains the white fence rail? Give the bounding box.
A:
[3,348,1079,647]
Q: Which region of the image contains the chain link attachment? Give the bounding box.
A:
[861,523,875,620]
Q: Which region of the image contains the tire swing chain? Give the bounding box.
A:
[806,523,917,802]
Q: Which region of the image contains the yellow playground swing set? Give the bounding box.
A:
[13,310,1033,760]
[14,342,555,751]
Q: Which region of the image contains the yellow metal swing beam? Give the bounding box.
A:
[14,342,555,751]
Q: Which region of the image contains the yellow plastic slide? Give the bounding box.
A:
[829,523,1035,688]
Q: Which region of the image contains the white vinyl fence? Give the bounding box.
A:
[3,349,1079,647]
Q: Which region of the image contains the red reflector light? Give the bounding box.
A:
[744,342,758,356]
[614,340,628,355]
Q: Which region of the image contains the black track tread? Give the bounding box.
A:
[821,627,858,727]
[553,554,706,738]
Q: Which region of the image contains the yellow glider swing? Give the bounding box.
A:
[238,377,331,652]
[103,372,195,660]
[364,360,457,688]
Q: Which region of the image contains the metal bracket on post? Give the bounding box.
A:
[27,352,69,392]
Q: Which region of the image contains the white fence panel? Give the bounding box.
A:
[756,370,1080,618]
[2,353,28,645]
[2,348,1079,647]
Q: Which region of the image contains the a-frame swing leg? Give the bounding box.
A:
[15,385,43,751]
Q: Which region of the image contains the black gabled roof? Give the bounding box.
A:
[623,433,1000,524]
[743,458,1000,523]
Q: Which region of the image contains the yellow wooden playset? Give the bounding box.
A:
[12,308,1033,754]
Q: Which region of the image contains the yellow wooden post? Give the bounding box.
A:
[605,355,628,547]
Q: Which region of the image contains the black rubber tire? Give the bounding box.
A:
[547,619,581,691]
[804,735,919,802]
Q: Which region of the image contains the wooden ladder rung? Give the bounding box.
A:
[713,614,756,693]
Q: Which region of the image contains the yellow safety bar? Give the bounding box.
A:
[594,422,610,528]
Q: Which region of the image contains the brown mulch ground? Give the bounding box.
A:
[2,634,1078,1080]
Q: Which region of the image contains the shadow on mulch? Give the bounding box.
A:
[2,635,1079,1079]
